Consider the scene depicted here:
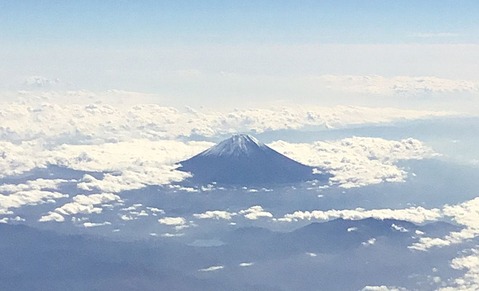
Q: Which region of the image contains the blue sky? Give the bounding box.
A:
[2,0,478,45]
[1,1,478,108]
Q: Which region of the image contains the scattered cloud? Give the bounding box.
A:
[83,221,112,228]
[119,210,149,221]
[391,224,409,233]
[161,232,185,238]
[0,216,25,224]
[118,204,153,221]
[39,193,121,222]
[146,207,165,215]
[362,238,377,246]
[0,141,47,178]
[193,210,236,220]
[439,248,479,291]
[269,137,437,188]
[1,189,67,216]
[0,178,69,215]
[198,265,224,272]
[239,206,273,220]
[39,212,65,222]
[277,207,441,224]
[158,216,187,226]
[0,178,68,193]
[411,197,479,251]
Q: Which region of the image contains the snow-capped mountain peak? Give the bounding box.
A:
[200,134,266,157]
[178,134,329,185]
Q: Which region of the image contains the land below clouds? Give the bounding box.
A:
[0,217,465,291]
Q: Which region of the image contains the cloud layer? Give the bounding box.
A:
[316,75,478,96]
[0,178,68,215]
[269,137,437,188]
[39,193,122,222]
[276,206,442,224]
[0,95,453,143]
[411,197,479,251]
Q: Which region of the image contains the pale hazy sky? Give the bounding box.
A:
[1,1,478,109]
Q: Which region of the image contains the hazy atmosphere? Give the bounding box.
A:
[1,1,479,290]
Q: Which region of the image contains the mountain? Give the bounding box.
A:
[0,224,235,291]
[220,218,461,257]
[178,134,327,185]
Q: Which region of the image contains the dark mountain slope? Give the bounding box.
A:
[178,134,328,185]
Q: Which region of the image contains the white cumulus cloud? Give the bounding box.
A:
[0,95,454,144]
[239,206,273,220]
[0,189,67,216]
[269,137,437,188]
[193,210,236,220]
[39,193,121,222]
[277,207,441,224]
[410,197,479,251]
[83,221,112,228]
[198,265,224,272]
[439,248,479,291]
[158,216,187,226]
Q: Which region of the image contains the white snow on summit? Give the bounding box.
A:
[200,134,265,157]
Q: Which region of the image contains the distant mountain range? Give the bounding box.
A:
[178,134,329,185]
[220,217,459,257]
[0,218,460,291]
